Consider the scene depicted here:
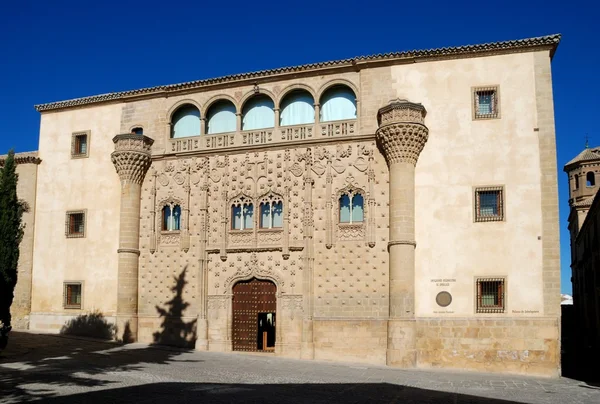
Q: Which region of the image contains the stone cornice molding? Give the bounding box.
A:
[376,100,429,166]
[111,134,154,185]
[0,152,41,166]
[35,34,561,112]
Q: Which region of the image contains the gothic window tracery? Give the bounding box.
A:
[259,194,283,229]
[162,204,181,231]
[339,190,364,223]
[231,196,254,230]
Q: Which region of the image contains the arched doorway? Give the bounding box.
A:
[232,278,276,352]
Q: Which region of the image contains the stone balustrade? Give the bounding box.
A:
[168,119,357,154]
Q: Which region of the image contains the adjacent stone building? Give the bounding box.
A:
[564,145,600,377]
[12,34,562,376]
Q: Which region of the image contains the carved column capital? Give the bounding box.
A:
[376,99,429,166]
[111,134,154,185]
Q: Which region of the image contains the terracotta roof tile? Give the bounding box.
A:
[34,34,561,113]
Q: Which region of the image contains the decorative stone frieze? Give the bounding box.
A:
[376,100,428,166]
[111,134,154,184]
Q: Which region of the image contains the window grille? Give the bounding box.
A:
[476,278,505,313]
[475,187,504,222]
[66,211,86,238]
[71,131,90,158]
[473,86,499,119]
[64,282,82,309]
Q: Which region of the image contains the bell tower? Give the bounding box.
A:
[564,145,600,235]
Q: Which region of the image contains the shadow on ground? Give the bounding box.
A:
[28,381,523,403]
[0,331,199,402]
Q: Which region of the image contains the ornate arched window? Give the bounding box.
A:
[171,104,201,138]
[320,85,357,122]
[339,190,364,223]
[587,172,595,187]
[242,95,274,131]
[280,90,314,126]
[206,100,237,134]
[162,204,181,231]
[259,194,283,229]
[231,196,254,230]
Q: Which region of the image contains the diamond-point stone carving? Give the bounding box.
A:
[376,100,429,166]
[111,134,154,185]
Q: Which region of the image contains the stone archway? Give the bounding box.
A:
[232,278,277,352]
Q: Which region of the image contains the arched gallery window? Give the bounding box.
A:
[232,197,254,230]
[131,127,143,135]
[206,100,237,134]
[280,90,314,126]
[320,85,357,122]
[242,95,274,131]
[171,104,201,138]
[587,172,595,187]
[339,191,364,223]
[260,198,283,229]
[162,204,181,231]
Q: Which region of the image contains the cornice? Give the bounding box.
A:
[34,34,561,113]
[0,151,42,166]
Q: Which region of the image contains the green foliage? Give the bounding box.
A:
[0,149,25,346]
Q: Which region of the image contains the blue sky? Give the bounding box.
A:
[0,0,597,294]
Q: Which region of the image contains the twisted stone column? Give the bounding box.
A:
[376,100,428,367]
[111,134,154,342]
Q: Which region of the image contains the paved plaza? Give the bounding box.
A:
[1,332,599,403]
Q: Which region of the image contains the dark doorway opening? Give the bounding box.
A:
[232,278,276,352]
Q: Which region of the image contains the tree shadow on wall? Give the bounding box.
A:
[152,267,197,349]
[60,311,116,340]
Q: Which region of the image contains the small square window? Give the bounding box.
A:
[64,282,82,309]
[473,86,499,119]
[475,187,504,222]
[66,210,86,238]
[71,131,90,158]
[476,278,505,313]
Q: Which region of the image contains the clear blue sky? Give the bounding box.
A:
[0,0,597,294]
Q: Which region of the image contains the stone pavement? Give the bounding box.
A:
[0,331,599,403]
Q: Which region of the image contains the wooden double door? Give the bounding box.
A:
[232,278,276,352]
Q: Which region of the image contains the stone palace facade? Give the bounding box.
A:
[7,34,562,376]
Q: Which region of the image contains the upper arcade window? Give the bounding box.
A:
[242,95,274,131]
[232,197,254,230]
[587,172,596,187]
[320,85,357,122]
[259,197,283,229]
[280,90,314,126]
[339,191,364,223]
[206,100,237,134]
[131,127,143,135]
[171,104,201,138]
[162,204,181,231]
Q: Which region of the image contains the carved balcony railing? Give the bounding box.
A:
[320,119,356,137]
[167,119,357,155]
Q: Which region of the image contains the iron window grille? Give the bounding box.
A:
[71,131,90,158]
[473,86,499,119]
[66,210,86,238]
[476,278,505,313]
[475,186,504,222]
[64,282,82,309]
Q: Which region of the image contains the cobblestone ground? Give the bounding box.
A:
[1,332,599,403]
